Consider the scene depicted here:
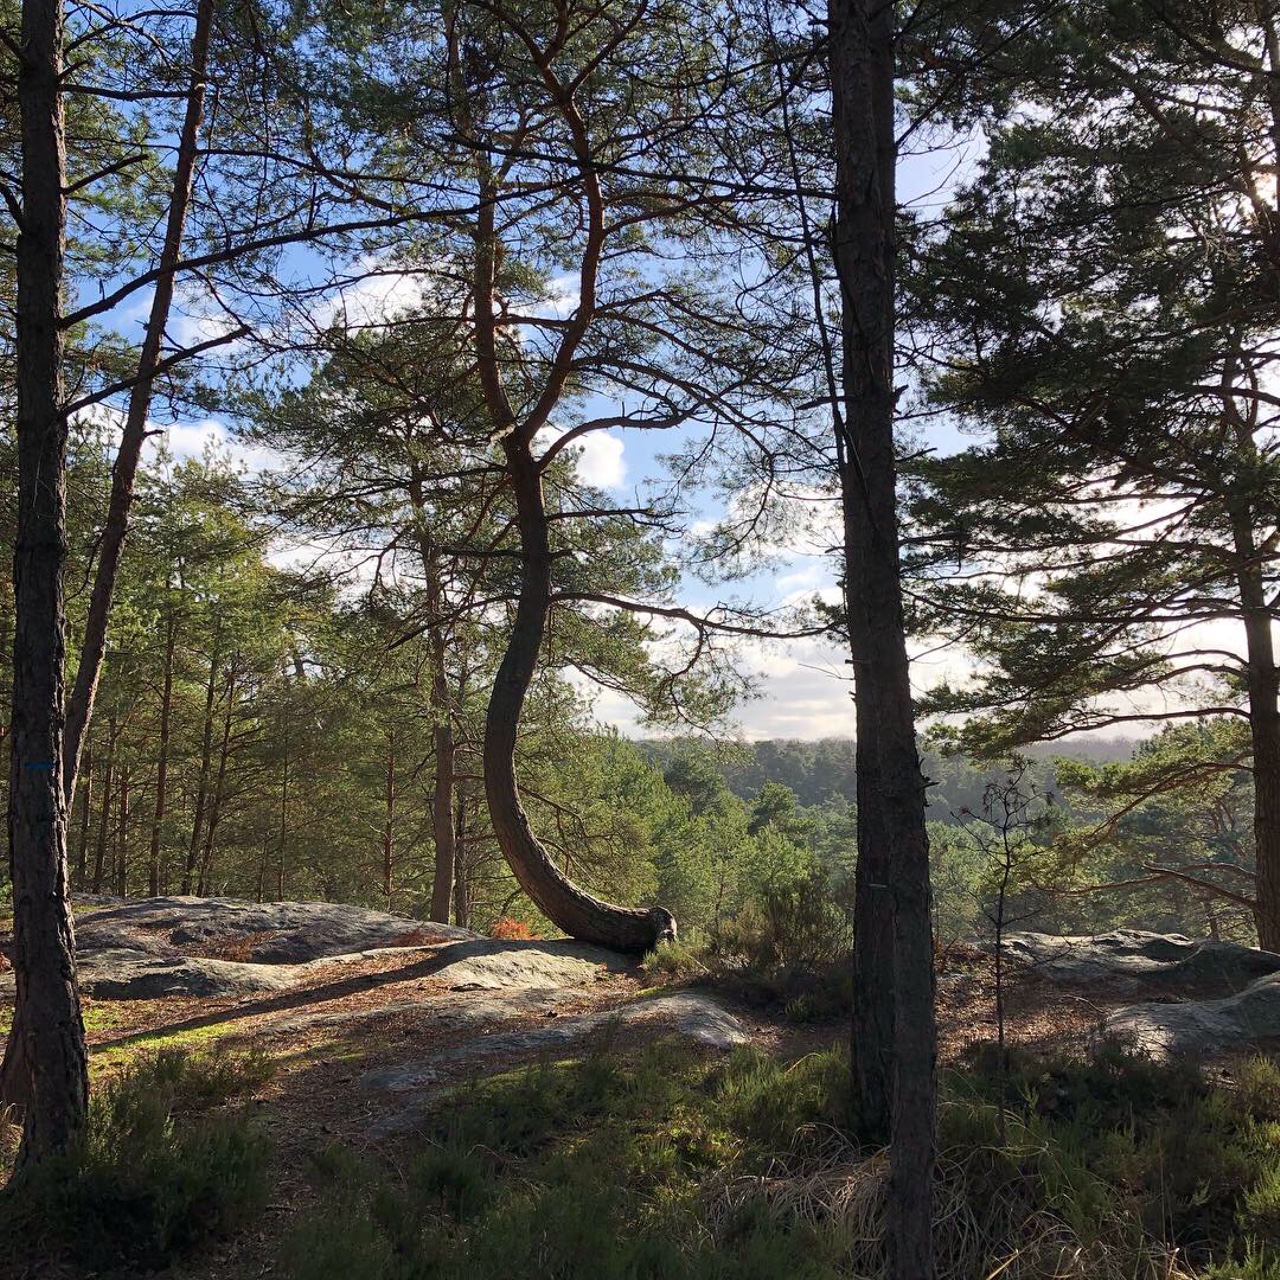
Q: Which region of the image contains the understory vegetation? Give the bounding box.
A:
[275,1036,1280,1280]
[0,1047,272,1275]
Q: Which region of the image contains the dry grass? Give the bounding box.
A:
[708,1133,1194,1280]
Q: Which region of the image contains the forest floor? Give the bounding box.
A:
[59,953,1153,1273]
[0,915,1266,1279]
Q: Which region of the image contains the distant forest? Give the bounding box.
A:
[637,735,1140,815]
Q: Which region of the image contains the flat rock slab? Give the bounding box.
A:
[430,938,634,991]
[1108,971,1280,1060]
[362,991,748,1133]
[78,949,302,999]
[1002,930,1280,995]
[364,992,746,1091]
[73,896,478,964]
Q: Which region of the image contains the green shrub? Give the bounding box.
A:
[278,1037,1280,1280]
[0,1047,272,1275]
[718,870,852,973]
[642,939,706,982]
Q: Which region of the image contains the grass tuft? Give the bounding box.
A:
[0,1045,273,1275]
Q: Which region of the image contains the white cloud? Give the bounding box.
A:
[575,431,626,488]
[309,258,427,332]
[153,417,281,474]
[534,425,627,490]
[533,273,581,319]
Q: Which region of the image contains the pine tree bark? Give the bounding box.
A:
[114,767,129,898]
[470,173,673,953]
[148,610,176,897]
[183,640,219,894]
[197,663,235,896]
[74,748,92,889]
[1234,517,1280,950]
[276,748,288,900]
[430,718,455,920]
[90,721,117,895]
[382,729,395,908]
[453,789,470,929]
[62,0,216,804]
[829,0,937,1273]
[5,0,90,1162]
[483,442,675,952]
[407,481,457,924]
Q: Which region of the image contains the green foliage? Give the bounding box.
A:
[0,1047,272,1275]
[278,1034,1280,1279]
[280,1041,858,1280]
[945,1043,1280,1272]
[1051,720,1258,939]
[718,865,852,972]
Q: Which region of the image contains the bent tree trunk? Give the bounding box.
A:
[483,441,675,954]
[4,0,90,1160]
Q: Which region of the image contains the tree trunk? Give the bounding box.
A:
[407,478,457,924]
[114,767,129,898]
[483,440,675,953]
[276,749,288,900]
[4,0,89,1162]
[467,159,672,953]
[382,730,396,909]
[830,0,937,1274]
[74,748,92,890]
[196,663,235,897]
[453,788,470,929]
[183,641,219,894]
[1235,518,1280,950]
[430,719,455,922]
[91,722,117,895]
[148,610,176,897]
[62,0,217,804]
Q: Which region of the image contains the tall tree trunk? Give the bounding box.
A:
[483,442,674,952]
[183,641,219,894]
[430,718,455,920]
[1234,518,1280,950]
[114,767,129,898]
[4,0,89,1162]
[196,663,235,897]
[453,788,470,929]
[467,141,673,952]
[90,722,117,895]
[74,748,92,890]
[62,0,217,804]
[382,729,396,909]
[148,610,176,897]
[276,749,288,900]
[407,479,457,924]
[829,0,937,1275]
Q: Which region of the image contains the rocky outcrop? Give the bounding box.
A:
[78,948,301,999]
[1001,930,1280,995]
[360,990,748,1135]
[74,896,477,964]
[430,937,633,991]
[1107,972,1280,1060]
